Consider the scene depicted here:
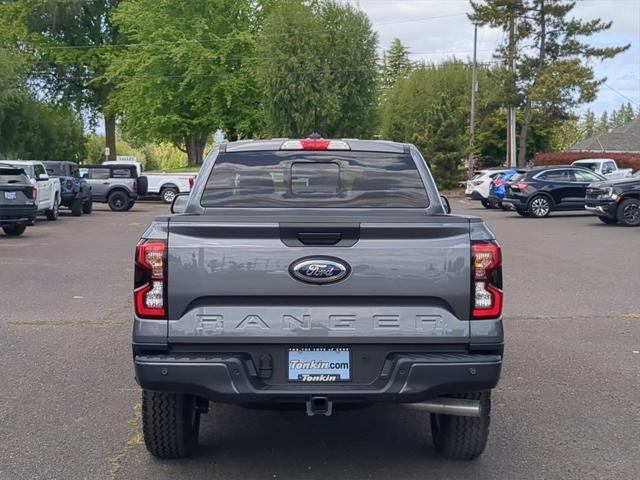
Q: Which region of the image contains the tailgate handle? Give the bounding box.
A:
[297,232,342,245]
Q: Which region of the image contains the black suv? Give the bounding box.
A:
[504,166,605,217]
[42,161,93,216]
[585,172,640,226]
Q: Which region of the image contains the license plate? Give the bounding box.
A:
[288,347,350,382]
[4,191,17,200]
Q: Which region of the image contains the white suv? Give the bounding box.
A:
[465,169,511,208]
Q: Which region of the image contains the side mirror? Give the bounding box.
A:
[170,193,189,214]
[37,173,49,181]
[440,195,452,214]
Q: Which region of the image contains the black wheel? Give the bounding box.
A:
[597,216,617,225]
[528,195,552,218]
[108,191,130,212]
[142,390,201,459]
[161,187,178,204]
[82,196,93,214]
[125,200,135,211]
[500,203,510,211]
[430,391,491,460]
[515,209,529,217]
[45,196,59,221]
[70,196,83,217]
[2,224,27,236]
[616,198,640,227]
[481,199,492,209]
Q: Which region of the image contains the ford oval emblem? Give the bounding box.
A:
[290,257,350,285]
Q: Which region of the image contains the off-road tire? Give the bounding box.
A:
[45,196,59,221]
[70,196,83,217]
[125,200,135,211]
[616,198,640,227]
[597,216,617,225]
[107,191,130,212]
[481,199,492,209]
[161,187,179,204]
[430,391,491,460]
[141,390,201,459]
[2,224,27,236]
[82,196,93,214]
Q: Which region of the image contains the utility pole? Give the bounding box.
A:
[507,12,517,167]
[468,24,478,179]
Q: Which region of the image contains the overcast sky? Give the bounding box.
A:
[346,0,640,116]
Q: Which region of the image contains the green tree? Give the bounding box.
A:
[108,0,261,165]
[1,0,121,160]
[583,109,596,138]
[598,111,609,133]
[381,38,412,91]
[257,0,378,138]
[0,97,86,160]
[470,0,629,166]
[381,60,501,187]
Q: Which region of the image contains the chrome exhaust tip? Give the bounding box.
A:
[405,398,481,417]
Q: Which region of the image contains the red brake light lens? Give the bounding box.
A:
[134,241,166,318]
[471,242,503,319]
[188,176,195,188]
[512,182,528,191]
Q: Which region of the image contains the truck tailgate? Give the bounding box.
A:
[167,215,472,343]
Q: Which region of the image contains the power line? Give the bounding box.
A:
[603,83,640,107]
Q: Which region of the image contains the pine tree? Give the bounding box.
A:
[470,0,629,166]
[583,109,596,138]
[381,38,412,91]
[598,111,609,133]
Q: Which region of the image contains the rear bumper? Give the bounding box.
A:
[503,195,527,210]
[134,352,502,404]
[0,205,37,225]
[467,191,484,201]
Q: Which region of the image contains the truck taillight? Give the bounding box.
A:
[134,240,167,318]
[133,180,138,192]
[33,185,38,200]
[188,176,195,188]
[471,242,503,319]
[66,179,73,190]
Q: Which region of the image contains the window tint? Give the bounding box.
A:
[34,164,46,177]
[201,151,429,208]
[538,169,572,182]
[576,162,598,172]
[574,169,603,182]
[91,168,110,180]
[44,163,67,176]
[112,168,133,178]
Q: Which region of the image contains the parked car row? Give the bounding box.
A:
[467,162,640,227]
[0,159,153,237]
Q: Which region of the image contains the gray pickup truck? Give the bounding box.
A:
[132,138,504,461]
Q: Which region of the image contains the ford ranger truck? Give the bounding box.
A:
[132,138,504,460]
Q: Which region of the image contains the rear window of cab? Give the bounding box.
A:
[200,151,430,208]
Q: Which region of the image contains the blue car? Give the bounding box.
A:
[488,168,517,209]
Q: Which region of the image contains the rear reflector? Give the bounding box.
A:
[281,139,350,151]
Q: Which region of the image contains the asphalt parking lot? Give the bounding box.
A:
[1,201,639,480]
